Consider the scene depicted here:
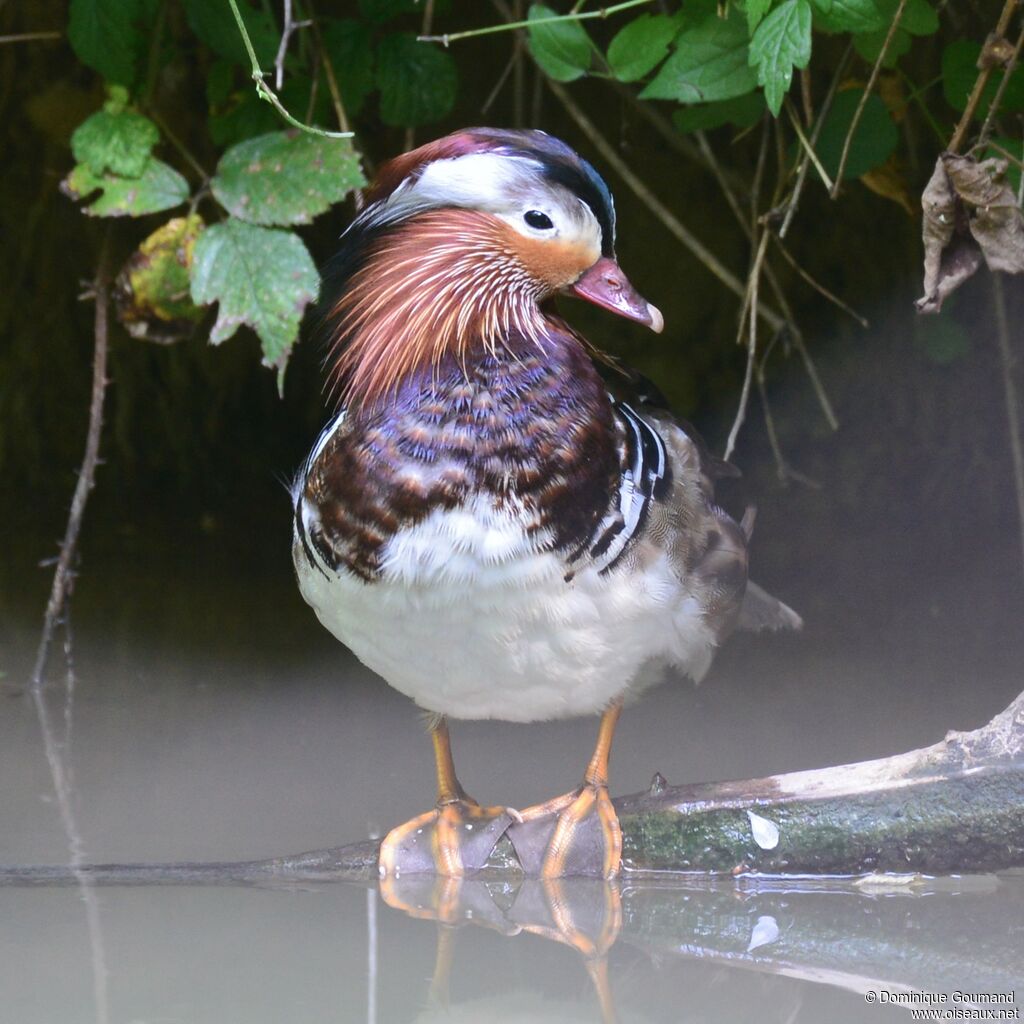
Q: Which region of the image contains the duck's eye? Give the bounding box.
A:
[523,210,554,230]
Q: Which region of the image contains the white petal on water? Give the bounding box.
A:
[746,809,780,850]
[747,914,780,952]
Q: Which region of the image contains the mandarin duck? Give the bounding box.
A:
[293,128,800,880]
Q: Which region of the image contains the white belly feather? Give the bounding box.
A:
[295,493,715,722]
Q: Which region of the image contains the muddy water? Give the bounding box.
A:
[0,517,1022,1022]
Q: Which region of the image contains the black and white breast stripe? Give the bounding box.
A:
[586,401,668,575]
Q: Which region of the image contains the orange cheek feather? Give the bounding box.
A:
[503,227,600,292]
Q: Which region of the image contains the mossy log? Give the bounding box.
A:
[1,690,1022,885]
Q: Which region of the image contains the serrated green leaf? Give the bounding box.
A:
[117,215,206,338]
[853,26,910,67]
[749,0,812,116]
[527,4,593,82]
[182,0,278,68]
[673,91,767,132]
[813,0,885,33]
[68,0,148,86]
[747,0,775,35]
[942,40,1024,115]
[71,105,159,178]
[640,10,758,103]
[376,33,458,126]
[322,19,376,115]
[810,0,832,13]
[62,159,189,217]
[190,219,318,369]
[211,131,365,226]
[607,13,680,83]
[814,89,898,179]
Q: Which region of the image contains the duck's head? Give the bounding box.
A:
[326,128,662,406]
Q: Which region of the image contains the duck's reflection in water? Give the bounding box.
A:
[376,871,1024,1023]
[381,875,625,1023]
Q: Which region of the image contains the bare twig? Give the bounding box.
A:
[273,0,312,90]
[725,229,772,460]
[786,99,834,192]
[418,0,653,44]
[771,232,870,327]
[31,242,112,692]
[978,22,1024,148]
[0,31,61,44]
[981,138,1024,170]
[779,44,852,238]
[948,0,1021,154]
[227,0,350,139]
[28,242,113,1022]
[830,0,908,195]
[545,79,785,332]
[992,273,1024,579]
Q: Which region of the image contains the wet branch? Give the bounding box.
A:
[30,241,112,692]
[4,689,1022,885]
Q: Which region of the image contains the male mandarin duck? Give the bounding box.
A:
[293,128,800,880]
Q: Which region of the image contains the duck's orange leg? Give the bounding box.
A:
[378,718,516,880]
[515,701,624,879]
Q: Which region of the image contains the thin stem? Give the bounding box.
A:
[0,31,61,44]
[418,0,653,44]
[779,43,851,238]
[830,0,908,195]
[978,22,1024,148]
[948,0,1020,154]
[31,241,112,693]
[725,229,772,461]
[771,231,869,327]
[992,273,1024,580]
[546,78,785,332]
[786,99,834,192]
[227,0,351,139]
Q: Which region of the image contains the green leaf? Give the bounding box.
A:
[182,0,278,68]
[749,0,812,116]
[746,0,775,35]
[206,59,236,109]
[71,104,159,178]
[814,89,898,179]
[211,131,365,227]
[190,219,318,369]
[673,91,767,132]
[117,215,207,338]
[942,40,1024,115]
[853,27,911,68]
[896,0,938,35]
[322,19,376,115]
[527,3,593,82]
[607,13,681,83]
[68,0,148,86]
[813,0,885,33]
[61,158,189,217]
[376,33,458,126]
[640,10,758,103]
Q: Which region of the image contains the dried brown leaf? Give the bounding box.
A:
[917,153,1024,313]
